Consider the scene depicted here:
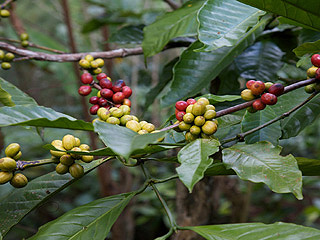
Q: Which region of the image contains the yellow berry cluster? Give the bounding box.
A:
[50,134,93,179]
[0,50,14,70]
[78,54,105,75]
[0,143,28,188]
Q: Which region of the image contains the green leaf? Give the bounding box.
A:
[215,111,244,141]
[94,121,167,160]
[176,139,220,192]
[29,192,135,240]
[161,15,272,107]
[109,25,144,44]
[293,39,320,57]
[278,17,320,32]
[235,41,284,81]
[0,158,110,236]
[223,142,303,199]
[197,0,264,51]
[0,77,37,106]
[0,105,93,131]
[237,0,320,31]
[241,106,281,145]
[186,222,320,239]
[200,94,241,104]
[142,0,205,57]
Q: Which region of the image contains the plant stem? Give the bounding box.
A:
[0,0,14,9]
[16,158,60,170]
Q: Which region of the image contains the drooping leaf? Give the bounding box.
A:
[29,192,135,240]
[237,0,320,31]
[278,17,320,32]
[161,15,272,107]
[215,111,244,141]
[186,222,320,240]
[235,41,285,81]
[200,94,241,104]
[0,77,37,106]
[293,39,320,57]
[94,121,167,160]
[176,139,220,192]
[0,158,111,236]
[142,0,205,57]
[108,24,144,44]
[0,105,93,131]
[197,0,264,51]
[241,106,281,145]
[222,141,303,199]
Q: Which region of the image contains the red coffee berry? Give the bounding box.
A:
[81,73,93,84]
[116,79,126,87]
[112,92,125,104]
[100,79,112,89]
[123,98,131,107]
[261,93,277,105]
[100,88,113,99]
[268,83,284,96]
[176,111,185,121]
[311,54,320,67]
[98,98,108,107]
[175,101,188,111]
[246,80,256,89]
[112,84,122,92]
[122,86,132,98]
[250,81,265,95]
[78,86,92,96]
[89,96,99,104]
[252,99,266,111]
[187,98,196,105]
[316,68,320,80]
[96,73,108,81]
[90,104,100,115]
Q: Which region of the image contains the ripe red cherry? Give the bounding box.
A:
[89,96,99,104]
[112,84,122,92]
[268,83,284,96]
[78,86,92,96]
[261,93,277,105]
[100,79,112,89]
[246,80,256,89]
[90,104,100,115]
[100,88,113,99]
[98,98,109,107]
[175,101,188,111]
[175,111,185,121]
[96,73,108,81]
[250,81,265,95]
[252,99,266,111]
[112,92,125,104]
[311,54,320,67]
[123,98,131,107]
[81,73,93,84]
[122,86,132,98]
[116,79,126,87]
[316,68,320,80]
[187,98,196,105]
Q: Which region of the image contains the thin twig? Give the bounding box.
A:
[164,0,180,10]
[0,0,14,9]
[16,158,60,170]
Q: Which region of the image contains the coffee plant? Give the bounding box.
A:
[2,0,320,239]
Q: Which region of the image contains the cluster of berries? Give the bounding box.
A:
[305,54,320,93]
[0,9,10,18]
[0,50,14,70]
[0,143,28,188]
[20,33,29,48]
[79,54,104,75]
[241,81,284,112]
[50,134,94,179]
[174,97,218,141]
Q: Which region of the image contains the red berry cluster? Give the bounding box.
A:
[175,99,197,121]
[241,80,284,112]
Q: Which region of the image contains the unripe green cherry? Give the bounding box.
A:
[190,125,201,135]
[241,89,255,101]
[307,66,318,78]
[119,105,131,115]
[126,120,141,132]
[112,108,124,118]
[81,154,94,163]
[69,163,84,179]
[192,102,206,116]
[0,171,13,184]
[1,62,11,70]
[93,67,102,75]
[10,173,28,188]
[197,97,210,106]
[74,137,81,147]
[314,83,320,92]
[62,134,76,150]
[107,116,120,125]
[185,132,197,142]
[79,144,90,151]
[70,147,82,159]
[206,105,215,111]
[0,50,4,60]
[13,151,22,160]
[85,54,94,62]
[194,116,206,126]
[204,110,216,120]
[202,121,218,135]
[138,130,148,135]
[95,58,104,67]
[20,33,29,41]
[183,113,194,124]
[4,52,14,62]
[139,121,148,128]
[51,140,63,147]
[264,82,274,90]
[0,9,10,18]
[5,143,20,158]
[0,157,16,171]
[130,115,139,122]
[56,163,69,174]
[178,121,192,131]
[60,154,74,166]
[305,84,315,94]
[120,115,133,126]
[79,59,91,69]
[142,123,155,133]
[21,40,29,47]
[50,145,66,158]
[186,105,193,113]
[97,108,110,121]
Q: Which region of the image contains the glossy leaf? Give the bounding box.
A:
[237,0,320,31]
[0,105,93,131]
[142,0,205,57]
[241,106,281,145]
[94,121,167,160]
[235,41,284,81]
[186,222,320,239]
[176,139,220,192]
[197,0,264,51]
[0,158,111,236]
[293,39,320,57]
[200,94,241,104]
[161,15,272,107]
[278,17,319,32]
[222,141,303,199]
[29,193,135,240]
[108,25,144,44]
[215,111,244,141]
[0,77,37,106]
